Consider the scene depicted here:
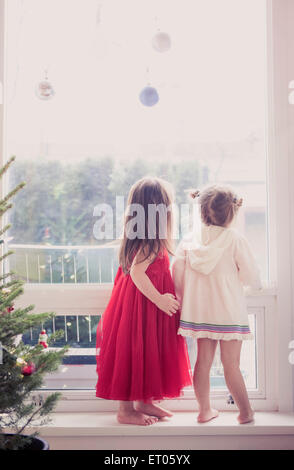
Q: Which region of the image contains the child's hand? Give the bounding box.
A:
[156,293,180,316]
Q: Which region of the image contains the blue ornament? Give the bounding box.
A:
[139,86,159,107]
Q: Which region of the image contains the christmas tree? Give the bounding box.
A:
[0,156,68,450]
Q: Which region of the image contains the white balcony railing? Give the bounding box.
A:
[9,243,119,284]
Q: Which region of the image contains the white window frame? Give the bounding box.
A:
[0,0,6,204]
[266,0,294,412]
[15,283,278,412]
[0,0,293,412]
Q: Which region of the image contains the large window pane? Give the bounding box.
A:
[6,0,267,276]
[5,0,267,390]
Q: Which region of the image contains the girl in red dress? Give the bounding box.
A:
[96,177,191,425]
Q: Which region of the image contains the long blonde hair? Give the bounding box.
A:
[119,177,174,273]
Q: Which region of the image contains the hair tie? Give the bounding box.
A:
[233,197,243,207]
[190,190,200,199]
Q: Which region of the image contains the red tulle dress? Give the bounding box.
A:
[96,250,192,401]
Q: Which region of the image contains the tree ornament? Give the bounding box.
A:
[139,86,159,107]
[1,304,14,316]
[21,362,36,377]
[0,156,68,450]
[152,32,171,53]
[2,287,11,294]
[16,357,27,367]
[38,329,48,349]
[36,71,55,101]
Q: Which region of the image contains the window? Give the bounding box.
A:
[4,0,273,404]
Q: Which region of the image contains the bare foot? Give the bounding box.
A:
[238,412,255,424]
[136,402,173,418]
[197,408,219,423]
[117,410,158,426]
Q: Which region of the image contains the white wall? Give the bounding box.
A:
[0,0,4,165]
[0,0,5,247]
[286,0,294,411]
[269,0,294,411]
[287,0,294,411]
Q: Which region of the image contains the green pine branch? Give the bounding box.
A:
[0,156,68,449]
[0,310,56,343]
[0,223,11,238]
[1,182,26,206]
[0,285,24,308]
[0,272,12,282]
[0,250,14,263]
[0,203,13,218]
[0,155,16,179]
[0,278,23,289]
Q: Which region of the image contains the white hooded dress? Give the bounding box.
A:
[172,225,262,341]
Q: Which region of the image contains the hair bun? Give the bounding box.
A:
[190,190,200,199]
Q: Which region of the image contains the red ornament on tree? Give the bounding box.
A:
[21,362,36,376]
[1,306,14,316]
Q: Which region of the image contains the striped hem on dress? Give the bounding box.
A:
[178,320,254,341]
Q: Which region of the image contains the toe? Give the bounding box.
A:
[147,417,157,425]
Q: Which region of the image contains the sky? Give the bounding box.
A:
[5,0,267,160]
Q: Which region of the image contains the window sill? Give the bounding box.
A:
[21,411,294,450]
[16,283,277,317]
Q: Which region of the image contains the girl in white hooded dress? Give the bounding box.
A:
[172,185,262,424]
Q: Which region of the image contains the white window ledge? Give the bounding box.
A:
[22,411,294,450]
[15,283,277,317]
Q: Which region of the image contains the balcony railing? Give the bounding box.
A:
[9,243,119,284]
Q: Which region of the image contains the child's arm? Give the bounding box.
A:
[130,253,180,317]
[234,235,262,290]
[171,241,186,306]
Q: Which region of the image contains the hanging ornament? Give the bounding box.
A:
[139,86,159,107]
[38,329,48,349]
[152,32,171,53]
[21,362,36,377]
[36,70,55,101]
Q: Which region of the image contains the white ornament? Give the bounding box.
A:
[36,77,55,101]
[16,357,26,366]
[152,32,171,53]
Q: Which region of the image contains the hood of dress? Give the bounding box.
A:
[182,225,235,275]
